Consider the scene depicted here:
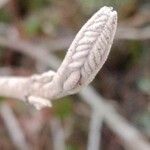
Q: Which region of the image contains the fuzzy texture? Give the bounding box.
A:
[0,6,117,109]
[55,6,117,95]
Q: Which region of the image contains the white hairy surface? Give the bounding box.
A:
[0,6,117,109]
[56,6,117,94]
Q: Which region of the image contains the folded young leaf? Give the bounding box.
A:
[55,6,117,95]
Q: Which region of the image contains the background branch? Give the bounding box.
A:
[87,110,103,150]
[0,103,31,150]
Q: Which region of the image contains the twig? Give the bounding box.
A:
[87,110,103,150]
[0,103,31,150]
[0,0,10,9]
[80,87,150,150]
[50,118,66,150]
[41,26,150,52]
[116,26,150,40]
[0,36,60,69]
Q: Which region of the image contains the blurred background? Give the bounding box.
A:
[0,0,149,150]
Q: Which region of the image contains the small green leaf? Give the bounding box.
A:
[53,97,73,119]
[24,17,41,36]
[0,96,5,104]
[0,10,11,22]
[66,144,78,150]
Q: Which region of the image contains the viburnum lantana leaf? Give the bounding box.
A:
[53,6,117,96]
